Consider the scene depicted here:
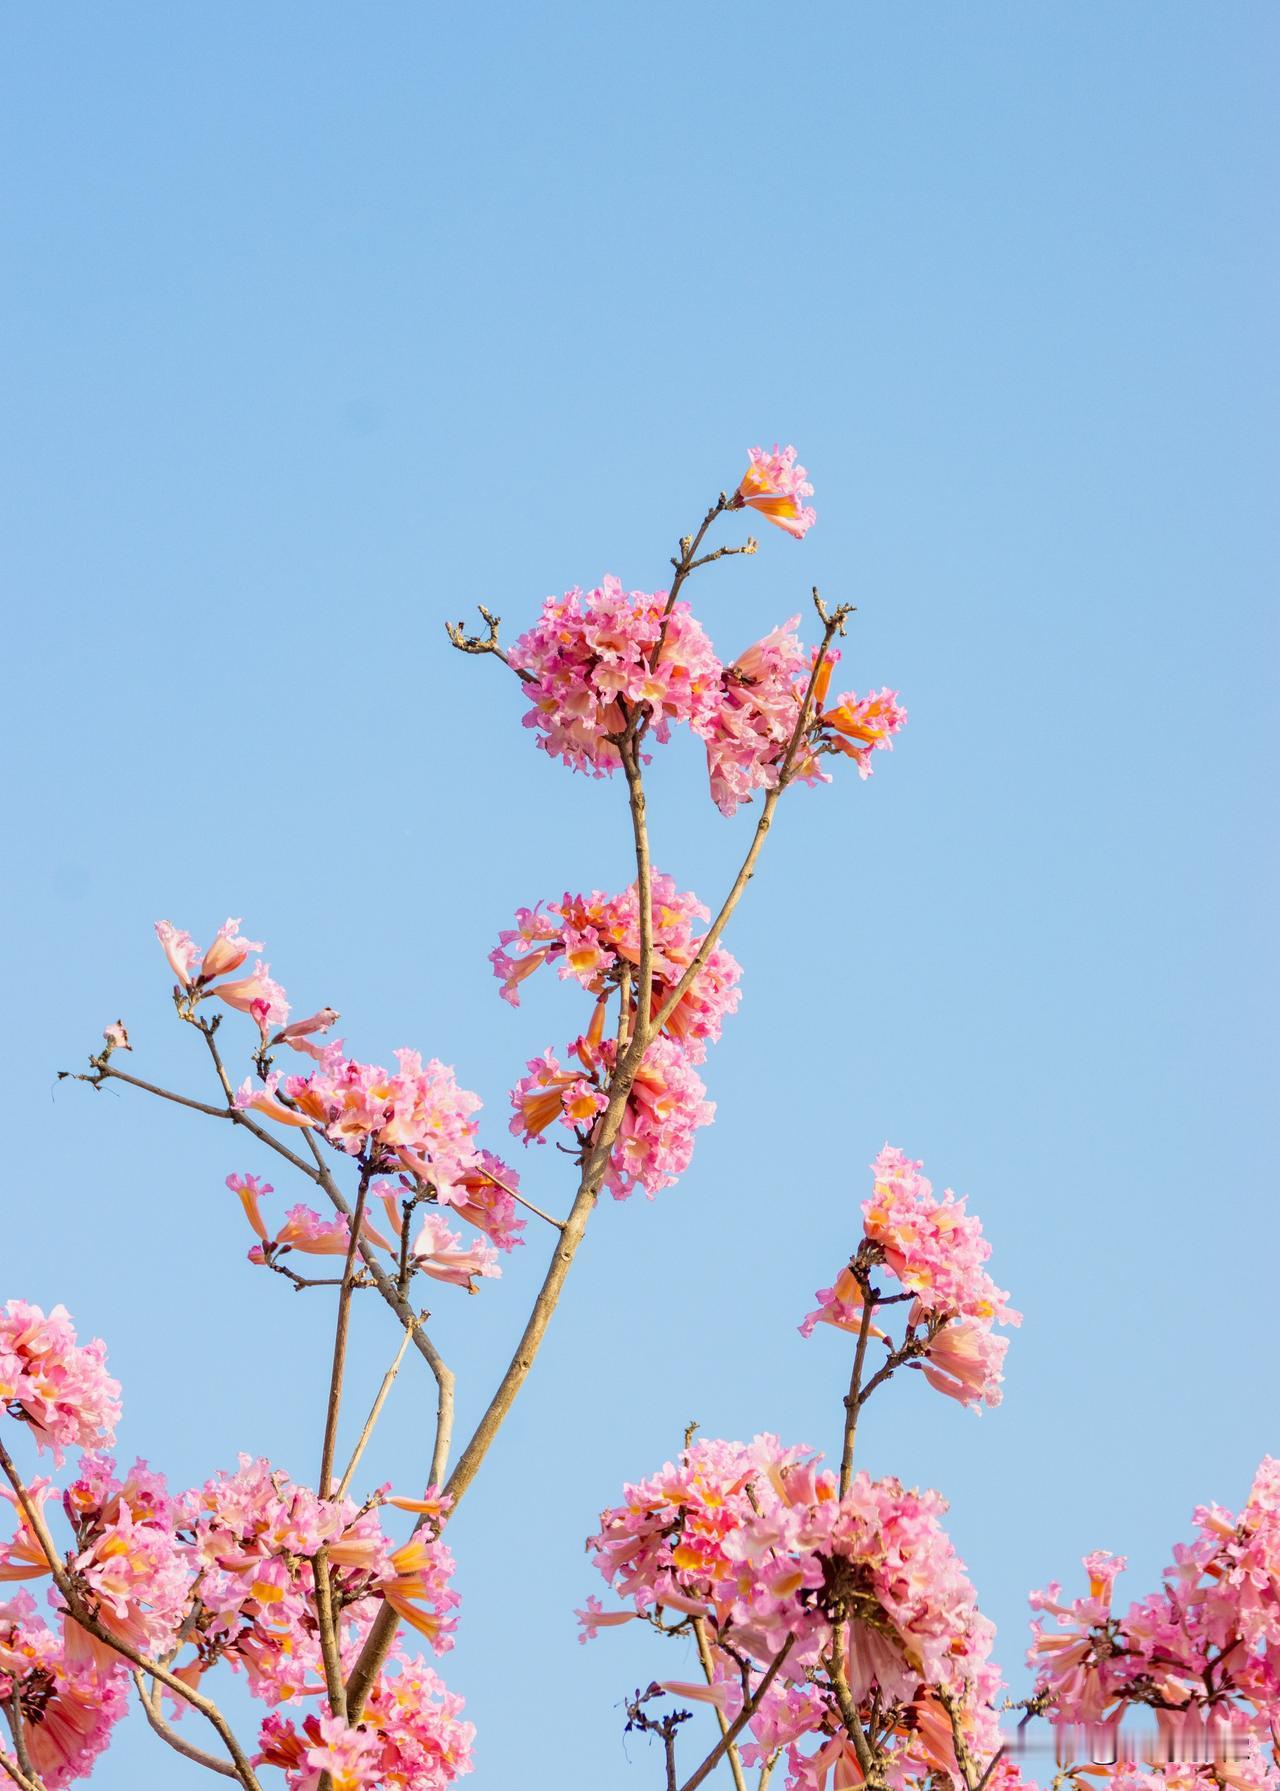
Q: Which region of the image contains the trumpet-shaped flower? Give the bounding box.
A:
[730,445,817,540]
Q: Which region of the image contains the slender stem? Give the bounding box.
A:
[83,1062,325,1182]
[319,1177,370,1495]
[303,1133,456,1489]
[312,1549,347,1722]
[651,611,847,1039]
[693,1618,749,1791]
[677,1638,794,1791]
[131,1674,237,1779]
[1,1707,38,1791]
[830,1651,884,1790]
[839,1291,877,1496]
[620,733,656,1047]
[336,1323,415,1499]
[0,1744,40,1791]
[0,1440,262,1790]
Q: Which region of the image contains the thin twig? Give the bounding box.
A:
[693,1618,749,1791]
[131,1673,237,1779]
[677,1637,795,1791]
[650,604,850,1039]
[839,1287,877,1496]
[336,1323,415,1499]
[319,1176,370,1495]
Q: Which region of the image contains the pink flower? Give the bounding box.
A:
[226,1171,273,1241]
[200,917,265,982]
[234,1074,318,1129]
[101,1021,130,1053]
[730,444,817,539]
[410,1212,501,1293]
[270,1007,341,1059]
[820,686,908,779]
[304,1715,381,1791]
[155,920,199,985]
[209,961,290,1034]
[0,1301,121,1461]
[920,1318,1010,1411]
[508,575,724,775]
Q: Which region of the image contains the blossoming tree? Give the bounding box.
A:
[3,447,1275,1791]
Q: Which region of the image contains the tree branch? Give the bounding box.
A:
[131,1673,238,1780]
[677,1637,794,1791]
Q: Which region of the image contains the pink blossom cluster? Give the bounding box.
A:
[180,1457,459,1703]
[0,1301,121,1462]
[509,1031,714,1200]
[498,875,729,1198]
[702,618,828,816]
[234,1047,525,1254]
[702,619,907,817]
[1030,1458,1280,1736]
[801,1147,1020,1411]
[257,1647,475,1790]
[0,1591,128,1788]
[731,444,818,539]
[491,873,741,1059]
[582,1434,1006,1791]
[508,574,723,774]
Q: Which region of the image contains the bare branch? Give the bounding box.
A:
[678,1637,794,1791]
[336,1322,415,1499]
[131,1673,238,1779]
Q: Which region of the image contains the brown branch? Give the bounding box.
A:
[620,732,656,1052]
[1,1705,39,1791]
[71,1061,327,1183]
[0,1743,40,1791]
[839,1287,878,1496]
[319,1177,370,1495]
[677,1637,794,1791]
[336,1322,415,1499]
[830,1651,885,1791]
[311,1550,347,1723]
[693,1618,749,1791]
[131,1673,237,1779]
[0,1439,262,1790]
[302,1134,455,1489]
[444,605,532,680]
[650,601,850,1039]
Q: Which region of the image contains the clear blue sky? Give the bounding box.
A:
[3,4,1276,1786]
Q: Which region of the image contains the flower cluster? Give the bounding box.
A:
[178,1457,459,1706]
[801,1147,1020,1411]
[233,1046,525,1254]
[0,1301,121,1462]
[1030,1458,1280,1736]
[582,1434,1006,1791]
[0,1591,128,1788]
[508,575,723,775]
[491,874,741,1058]
[702,618,828,816]
[257,1648,475,1790]
[498,874,733,1199]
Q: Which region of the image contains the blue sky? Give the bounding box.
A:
[3,3,1277,1786]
